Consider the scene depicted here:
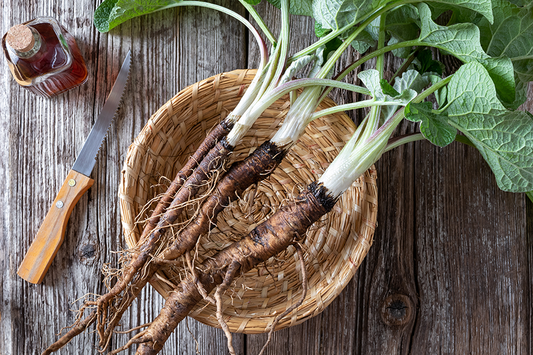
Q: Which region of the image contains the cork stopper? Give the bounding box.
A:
[6,24,35,52]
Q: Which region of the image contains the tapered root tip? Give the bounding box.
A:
[41,311,97,355]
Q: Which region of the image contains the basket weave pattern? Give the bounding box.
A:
[119,70,378,333]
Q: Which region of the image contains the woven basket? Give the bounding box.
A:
[119,69,378,334]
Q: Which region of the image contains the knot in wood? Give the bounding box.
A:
[381,294,413,327]
[78,242,98,262]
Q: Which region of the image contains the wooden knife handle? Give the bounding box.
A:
[17,170,94,284]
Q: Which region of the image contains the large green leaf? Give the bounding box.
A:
[94,0,181,32]
[385,5,419,57]
[444,62,533,192]
[312,0,377,30]
[476,0,533,108]
[312,0,493,31]
[445,62,507,117]
[416,3,515,104]
[450,110,533,192]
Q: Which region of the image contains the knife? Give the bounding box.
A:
[17,51,131,284]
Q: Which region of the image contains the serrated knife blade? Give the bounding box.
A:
[73,50,131,175]
[17,51,131,284]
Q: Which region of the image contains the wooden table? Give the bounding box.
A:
[1,1,531,354]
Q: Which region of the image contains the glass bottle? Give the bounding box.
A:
[2,17,88,98]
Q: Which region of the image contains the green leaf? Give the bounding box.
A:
[94,0,181,32]
[380,79,400,96]
[393,69,429,94]
[445,62,507,117]
[414,49,443,75]
[405,102,457,147]
[385,4,420,43]
[279,55,315,84]
[314,22,330,37]
[443,62,533,192]
[416,3,515,104]
[312,0,493,32]
[358,69,417,123]
[350,29,375,54]
[312,0,376,30]
[393,70,446,107]
[244,0,262,5]
[94,0,119,32]
[476,0,533,108]
[450,110,533,193]
[527,191,533,203]
[358,69,382,98]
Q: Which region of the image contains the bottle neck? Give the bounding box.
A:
[6,25,42,59]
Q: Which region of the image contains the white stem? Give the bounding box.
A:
[163,1,269,126]
[238,0,276,45]
[318,121,387,198]
[266,0,290,92]
[384,133,424,152]
[225,78,364,147]
[310,100,401,121]
[321,76,454,198]
[271,87,321,146]
[227,65,269,123]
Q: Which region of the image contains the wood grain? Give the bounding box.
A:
[0,1,531,355]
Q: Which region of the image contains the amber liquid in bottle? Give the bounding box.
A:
[2,18,88,98]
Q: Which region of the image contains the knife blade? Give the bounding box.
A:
[17,51,132,284]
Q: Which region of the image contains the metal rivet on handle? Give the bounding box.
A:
[56,201,64,208]
[68,179,76,187]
